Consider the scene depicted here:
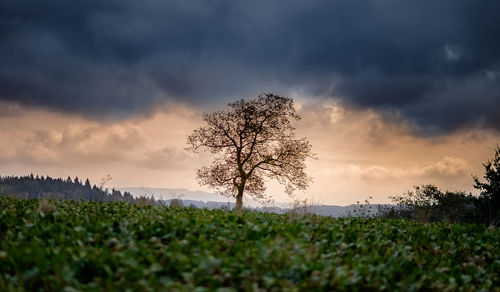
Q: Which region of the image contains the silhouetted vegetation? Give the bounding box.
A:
[0,174,154,204]
[384,146,500,225]
[381,185,479,223]
[473,146,500,225]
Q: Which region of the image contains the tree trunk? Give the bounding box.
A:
[235,188,244,212]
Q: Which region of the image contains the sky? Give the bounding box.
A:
[1,0,499,205]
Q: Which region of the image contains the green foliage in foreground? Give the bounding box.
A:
[0,198,499,291]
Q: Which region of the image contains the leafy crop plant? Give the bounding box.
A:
[0,197,499,291]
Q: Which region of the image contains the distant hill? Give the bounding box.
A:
[118,187,231,202]
[119,186,390,217]
[158,198,390,218]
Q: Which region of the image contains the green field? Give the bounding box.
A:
[0,197,499,291]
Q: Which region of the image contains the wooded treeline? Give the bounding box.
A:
[0,174,153,204]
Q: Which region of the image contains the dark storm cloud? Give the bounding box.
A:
[1,0,499,133]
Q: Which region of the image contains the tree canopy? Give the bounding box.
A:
[187,94,314,210]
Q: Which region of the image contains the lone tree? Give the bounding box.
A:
[187,94,314,211]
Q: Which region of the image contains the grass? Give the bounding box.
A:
[0,197,499,291]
